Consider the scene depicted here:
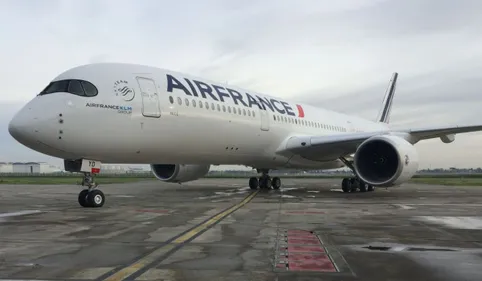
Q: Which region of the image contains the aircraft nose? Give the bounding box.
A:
[8,111,35,144]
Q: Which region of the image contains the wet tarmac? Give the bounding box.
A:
[1,178,482,281]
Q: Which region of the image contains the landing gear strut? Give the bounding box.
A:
[339,157,375,193]
[249,169,281,190]
[78,172,105,208]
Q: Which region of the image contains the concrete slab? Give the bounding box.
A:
[0,178,482,280]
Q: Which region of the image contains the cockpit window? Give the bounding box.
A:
[41,80,69,94]
[38,79,98,97]
[80,81,98,97]
[68,80,84,96]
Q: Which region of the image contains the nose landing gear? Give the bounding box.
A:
[64,159,106,208]
[78,172,105,208]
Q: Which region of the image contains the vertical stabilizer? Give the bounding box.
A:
[376,72,398,123]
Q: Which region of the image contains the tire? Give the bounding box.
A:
[78,189,89,207]
[86,190,105,208]
[249,177,259,190]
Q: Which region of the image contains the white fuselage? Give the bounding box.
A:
[9,63,388,170]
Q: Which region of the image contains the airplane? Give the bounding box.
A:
[8,63,482,208]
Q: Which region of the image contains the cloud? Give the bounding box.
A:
[1,0,482,169]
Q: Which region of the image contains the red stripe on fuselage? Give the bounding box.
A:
[296,104,305,118]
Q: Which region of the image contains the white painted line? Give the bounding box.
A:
[0,210,42,218]
[395,204,415,210]
[417,216,482,230]
[281,187,298,192]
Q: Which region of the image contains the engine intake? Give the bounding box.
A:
[354,135,419,187]
[150,164,210,183]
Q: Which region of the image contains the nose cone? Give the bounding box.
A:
[8,109,36,146]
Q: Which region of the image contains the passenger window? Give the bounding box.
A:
[199,101,203,108]
[205,101,209,109]
[177,97,182,105]
[169,96,174,104]
[81,81,98,97]
[68,80,84,96]
[211,103,215,110]
[243,109,246,115]
[217,104,221,111]
[228,106,231,113]
[185,98,189,106]
[248,110,251,117]
[238,108,241,115]
[222,105,226,112]
[253,111,255,117]
[192,100,196,107]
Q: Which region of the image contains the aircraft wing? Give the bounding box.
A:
[278,124,482,162]
[399,124,482,141]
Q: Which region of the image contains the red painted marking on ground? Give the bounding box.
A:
[288,257,337,272]
[287,245,325,253]
[288,253,327,260]
[287,235,319,241]
[276,229,339,272]
[136,209,170,213]
[288,238,321,245]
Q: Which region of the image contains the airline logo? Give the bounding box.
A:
[166,74,305,118]
[113,80,135,101]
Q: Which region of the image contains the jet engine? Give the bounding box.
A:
[353,135,419,187]
[150,164,210,183]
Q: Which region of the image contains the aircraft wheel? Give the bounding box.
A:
[341,178,349,192]
[78,189,89,207]
[86,189,105,208]
[367,185,374,192]
[272,177,281,190]
[249,177,259,190]
[259,176,271,189]
[349,178,358,192]
[359,180,367,192]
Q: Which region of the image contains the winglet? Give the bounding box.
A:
[376,72,398,124]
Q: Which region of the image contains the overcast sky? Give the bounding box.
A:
[1,0,482,169]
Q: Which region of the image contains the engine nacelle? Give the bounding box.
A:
[150,164,210,183]
[354,135,419,187]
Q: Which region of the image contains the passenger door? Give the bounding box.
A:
[136,77,161,118]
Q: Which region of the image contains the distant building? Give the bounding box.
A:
[0,162,13,173]
[101,164,129,174]
[7,162,62,174]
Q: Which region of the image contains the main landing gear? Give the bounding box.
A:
[78,172,105,208]
[341,177,375,193]
[249,169,281,190]
[339,157,375,193]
